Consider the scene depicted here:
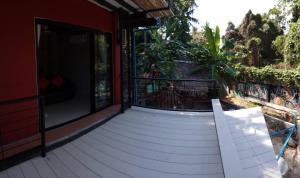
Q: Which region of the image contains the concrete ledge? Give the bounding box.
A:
[212,99,243,178]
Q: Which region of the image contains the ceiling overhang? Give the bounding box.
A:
[130,0,173,18]
[88,0,173,19]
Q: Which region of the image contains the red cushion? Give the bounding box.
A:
[39,77,49,91]
[52,74,64,88]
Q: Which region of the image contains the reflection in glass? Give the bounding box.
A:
[95,33,112,109]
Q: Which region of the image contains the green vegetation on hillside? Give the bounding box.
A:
[137,0,300,87]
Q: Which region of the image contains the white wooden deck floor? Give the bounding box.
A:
[0,107,224,178]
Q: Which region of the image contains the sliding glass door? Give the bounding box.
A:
[94,33,113,110]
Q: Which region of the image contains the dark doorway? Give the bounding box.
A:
[36,20,114,129]
[36,22,91,129]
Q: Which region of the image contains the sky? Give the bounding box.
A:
[192,0,278,35]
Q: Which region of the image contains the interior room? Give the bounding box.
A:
[37,23,91,128]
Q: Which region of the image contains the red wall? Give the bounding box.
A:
[0,1,121,144]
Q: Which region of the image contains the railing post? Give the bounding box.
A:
[215,80,219,98]
[131,29,137,106]
[120,29,125,113]
[39,96,46,157]
[172,80,175,109]
[267,84,271,102]
[0,129,4,161]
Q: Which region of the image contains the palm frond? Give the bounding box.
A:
[215,26,220,54]
[204,25,217,57]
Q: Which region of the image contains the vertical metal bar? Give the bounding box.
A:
[127,28,132,108]
[0,129,4,160]
[39,96,46,157]
[267,84,271,102]
[152,80,155,105]
[120,28,125,113]
[131,29,137,105]
[90,33,96,113]
[214,80,218,98]
[172,80,175,109]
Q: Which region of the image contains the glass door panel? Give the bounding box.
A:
[94,33,113,110]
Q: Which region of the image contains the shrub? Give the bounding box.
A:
[233,64,300,86]
[284,19,300,66]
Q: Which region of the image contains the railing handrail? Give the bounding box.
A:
[0,96,38,106]
[133,77,218,83]
[133,77,220,111]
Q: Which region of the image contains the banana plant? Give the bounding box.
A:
[204,25,238,79]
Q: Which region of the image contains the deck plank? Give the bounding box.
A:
[7,166,24,178]
[63,143,131,178]
[94,126,220,155]
[86,132,222,164]
[19,161,40,178]
[44,152,77,178]
[31,157,58,178]
[71,138,223,178]
[104,120,217,140]
[0,171,8,178]
[97,125,218,148]
[77,136,223,175]
[109,117,217,135]
[0,107,224,178]
[52,148,99,178]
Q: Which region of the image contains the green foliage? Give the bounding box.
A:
[279,0,300,23]
[136,29,192,78]
[268,6,286,27]
[220,0,300,88]
[161,0,198,44]
[204,25,219,58]
[188,42,211,62]
[135,0,199,78]
[223,10,283,66]
[232,44,248,63]
[246,37,261,48]
[247,37,262,66]
[291,0,300,22]
[222,22,244,51]
[191,27,207,43]
[203,25,238,79]
[272,35,285,57]
[284,19,300,66]
[226,1,300,87]
[234,64,300,86]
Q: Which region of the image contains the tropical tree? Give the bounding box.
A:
[135,30,190,78]
[203,25,238,79]
[283,18,300,66]
[161,0,198,43]
[222,10,284,66]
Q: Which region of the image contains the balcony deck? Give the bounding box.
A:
[0,107,224,178]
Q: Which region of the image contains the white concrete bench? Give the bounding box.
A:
[212,99,281,178]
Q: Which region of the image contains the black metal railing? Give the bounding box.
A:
[133,77,219,111]
[0,129,3,160]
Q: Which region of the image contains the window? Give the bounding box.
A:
[94,33,113,109]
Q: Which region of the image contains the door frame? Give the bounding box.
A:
[34,18,114,131]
